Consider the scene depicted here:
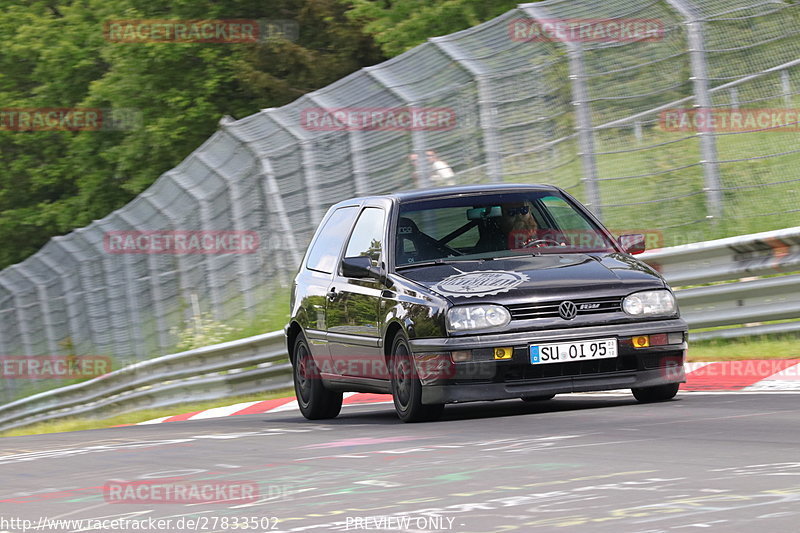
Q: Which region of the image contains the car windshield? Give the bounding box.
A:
[394,191,617,267]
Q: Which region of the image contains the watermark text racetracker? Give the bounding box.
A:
[0,108,142,131]
[104,230,260,254]
[509,18,664,42]
[301,107,456,131]
[661,108,800,132]
[103,19,299,43]
[507,229,664,250]
[0,355,111,379]
[103,480,259,504]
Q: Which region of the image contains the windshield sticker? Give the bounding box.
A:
[432,271,529,298]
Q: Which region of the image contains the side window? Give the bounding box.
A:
[343,208,386,267]
[306,206,358,273]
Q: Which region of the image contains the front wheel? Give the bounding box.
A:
[631,383,679,403]
[389,334,444,423]
[293,335,343,420]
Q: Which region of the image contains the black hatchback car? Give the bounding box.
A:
[285,184,687,422]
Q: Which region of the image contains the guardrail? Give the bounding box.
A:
[641,226,800,286]
[0,332,291,433]
[0,228,798,432]
[641,226,800,341]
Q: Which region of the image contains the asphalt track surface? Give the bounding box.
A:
[1,392,799,533]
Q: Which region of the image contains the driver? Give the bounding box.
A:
[497,201,540,249]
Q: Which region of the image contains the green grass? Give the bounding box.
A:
[518,99,800,246]
[0,388,296,438]
[688,333,800,361]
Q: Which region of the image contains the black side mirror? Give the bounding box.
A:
[619,234,646,255]
[341,256,372,278]
[341,256,394,287]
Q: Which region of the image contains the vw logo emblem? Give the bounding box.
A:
[558,301,578,320]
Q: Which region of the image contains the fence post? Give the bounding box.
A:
[729,87,739,109]
[194,146,257,318]
[0,278,34,357]
[261,158,303,279]
[567,43,603,219]
[14,266,59,356]
[36,254,84,355]
[0,303,17,402]
[306,92,371,196]
[265,109,325,227]
[521,5,602,219]
[429,37,504,183]
[168,172,225,322]
[221,119,304,271]
[666,0,723,220]
[781,69,792,106]
[365,67,431,188]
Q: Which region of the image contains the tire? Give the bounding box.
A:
[293,334,343,420]
[631,383,680,403]
[521,394,556,402]
[389,333,444,423]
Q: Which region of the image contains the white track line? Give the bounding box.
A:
[187,400,265,420]
[137,415,172,425]
[744,361,800,391]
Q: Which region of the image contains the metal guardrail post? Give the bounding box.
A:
[666,0,723,220]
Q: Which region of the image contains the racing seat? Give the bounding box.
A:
[396,217,444,264]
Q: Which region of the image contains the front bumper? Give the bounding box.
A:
[409,318,688,405]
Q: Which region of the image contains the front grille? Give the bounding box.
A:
[507,297,622,320]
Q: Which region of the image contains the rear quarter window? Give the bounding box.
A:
[305,206,358,273]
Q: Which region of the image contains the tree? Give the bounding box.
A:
[344,0,520,57]
[0,0,384,269]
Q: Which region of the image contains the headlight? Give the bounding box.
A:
[446,305,511,332]
[623,290,677,317]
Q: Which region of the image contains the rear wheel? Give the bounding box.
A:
[389,334,444,423]
[521,394,556,402]
[293,335,342,420]
[632,383,679,403]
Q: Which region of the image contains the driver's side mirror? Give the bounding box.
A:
[341,256,393,287]
[618,234,646,255]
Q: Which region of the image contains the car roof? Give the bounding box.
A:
[330,183,561,208]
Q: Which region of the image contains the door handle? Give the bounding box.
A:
[326,287,337,301]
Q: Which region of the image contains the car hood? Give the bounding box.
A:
[396,253,665,305]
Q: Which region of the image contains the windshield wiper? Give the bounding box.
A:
[395,258,489,270]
